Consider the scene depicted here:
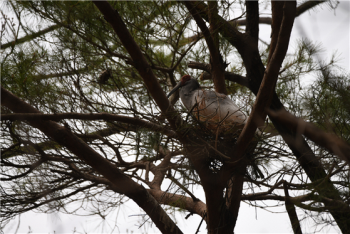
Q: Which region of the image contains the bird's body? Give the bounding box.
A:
[168,75,247,134]
[98,69,111,84]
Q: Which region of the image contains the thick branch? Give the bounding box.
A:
[167,173,199,202]
[148,189,206,219]
[188,61,211,73]
[245,1,259,45]
[93,1,181,134]
[199,70,249,89]
[296,1,327,17]
[232,1,296,164]
[149,152,172,189]
[231,17,272,27]
[268,2,284,63]
[225,174,245,230]
[188,62,250,93]
[190,2,350,231]
[208,1,227,95]
[223,4,296,229]
[208,1,220,49]
[1,86,183,234]
[184,1,227,94]
[267,109,350,165]
[183,2,218,65]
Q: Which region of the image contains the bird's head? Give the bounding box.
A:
[167,75,193,98]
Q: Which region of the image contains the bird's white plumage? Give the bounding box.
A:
[183,89,247,133]
[176,78,247,134]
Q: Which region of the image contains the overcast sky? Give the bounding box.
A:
[3,1,349,234]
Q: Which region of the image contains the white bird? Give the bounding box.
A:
[167,75,247,135]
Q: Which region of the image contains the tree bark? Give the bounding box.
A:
[184,1,227,95]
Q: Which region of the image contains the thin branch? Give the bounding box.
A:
[178,1,327,49]
[232,1,296,163]
[284,181,303,234]
[2,24,61,49]
[2,124,127,159]
[1,113,177,138]
[167,172,199,202]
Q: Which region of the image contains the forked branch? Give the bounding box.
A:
[1,86,183,234]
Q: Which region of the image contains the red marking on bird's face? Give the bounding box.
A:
[180,75,191,85]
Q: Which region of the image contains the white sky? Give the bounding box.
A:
[3,1,349,234]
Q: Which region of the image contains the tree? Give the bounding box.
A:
[1,1,349,233]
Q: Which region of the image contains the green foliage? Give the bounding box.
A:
[303,71,350,141]
[1,1,349,232]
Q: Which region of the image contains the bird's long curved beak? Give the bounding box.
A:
[166,81,182,98]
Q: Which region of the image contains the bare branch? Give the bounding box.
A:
[178,1,327,50]
[184,1,227,94]
[233,1,296,164]
[268,2,284,64]
[284,181,303,234]
[296,1,327,17]
[2,24,61,49]
[245,1,259,45]
[230,17,272,26]
[1,86,183,234]
[188,61,211,73]
[147,189,206,219]
[166,173,199,202]
[1,113,177,138]
[2,124,128,159]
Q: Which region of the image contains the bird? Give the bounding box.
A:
[97,69,111,85]
[167,75,247,135]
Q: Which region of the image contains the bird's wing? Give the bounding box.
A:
[194,90,246,121]
[184,89,247,133]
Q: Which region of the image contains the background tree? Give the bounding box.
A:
[1,1,349,233]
